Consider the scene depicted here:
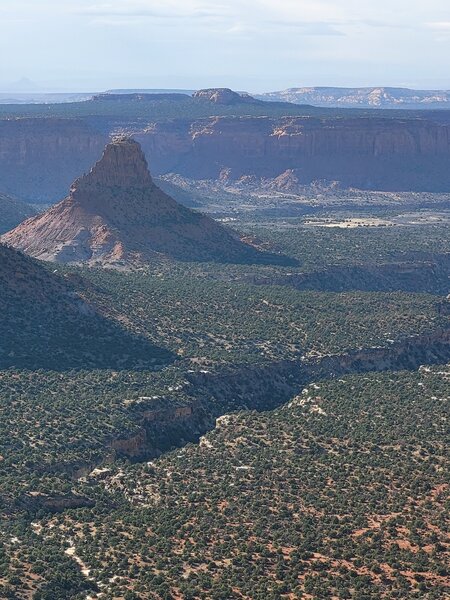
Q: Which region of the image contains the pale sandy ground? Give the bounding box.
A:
[303,212,450,228]
[304,217,392,228]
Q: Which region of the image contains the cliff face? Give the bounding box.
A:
[137,116,450,191]
[2,113,450,198]
[0,118,107,201]
[2,137,278,266]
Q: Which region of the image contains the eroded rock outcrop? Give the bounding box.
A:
[2,137,283,266]
[192,88,261,105]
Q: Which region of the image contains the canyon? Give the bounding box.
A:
[2,97,450,202]
[130,324,450,460]
[244,253,450,295]
[35,323,450,485]
[136,116,450,190]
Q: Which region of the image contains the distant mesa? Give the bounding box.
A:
[192,88,262,105]
[94,88,263,106]
[93,92,192,102]
[104,88,195,95]
[2,137,290,267]
[256,86,450,109]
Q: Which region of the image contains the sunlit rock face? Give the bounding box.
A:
[137,115,450,190]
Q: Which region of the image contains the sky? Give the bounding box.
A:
[1,0,450,92]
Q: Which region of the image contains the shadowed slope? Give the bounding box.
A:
[0,244,173,369]
[0,191,36,233]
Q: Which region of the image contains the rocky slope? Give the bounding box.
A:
[2,137,280,266]
[137,115,450,191]
[0,243,172,369]
[0,191,36,233]
[258,86,450,109]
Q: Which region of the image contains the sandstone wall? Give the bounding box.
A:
[137,116,450,191]
[0,118,107,201]
[2,115,450,201]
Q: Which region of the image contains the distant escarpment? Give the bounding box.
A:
[2,137,285,266]
[257,86,450,109]
[2,111,450,199]
[0,118,107,201]
[94,88,262,105]
[136,115,450,191]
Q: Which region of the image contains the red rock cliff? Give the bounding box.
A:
[0,118,107,201]
[136,116,450,191]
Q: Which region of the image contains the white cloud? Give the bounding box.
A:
[427,21,450,30]
[77,0,348,38]
[268,21,344,35]
[74,1,232,19]
[2,0,450,90]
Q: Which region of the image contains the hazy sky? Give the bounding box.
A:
[1,0,450,92]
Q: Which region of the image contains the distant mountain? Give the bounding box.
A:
[257,86,450,109]
[0,77,40,92]
[0,244,172,369]
[0,192,36,233]
[2,137,286,266]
